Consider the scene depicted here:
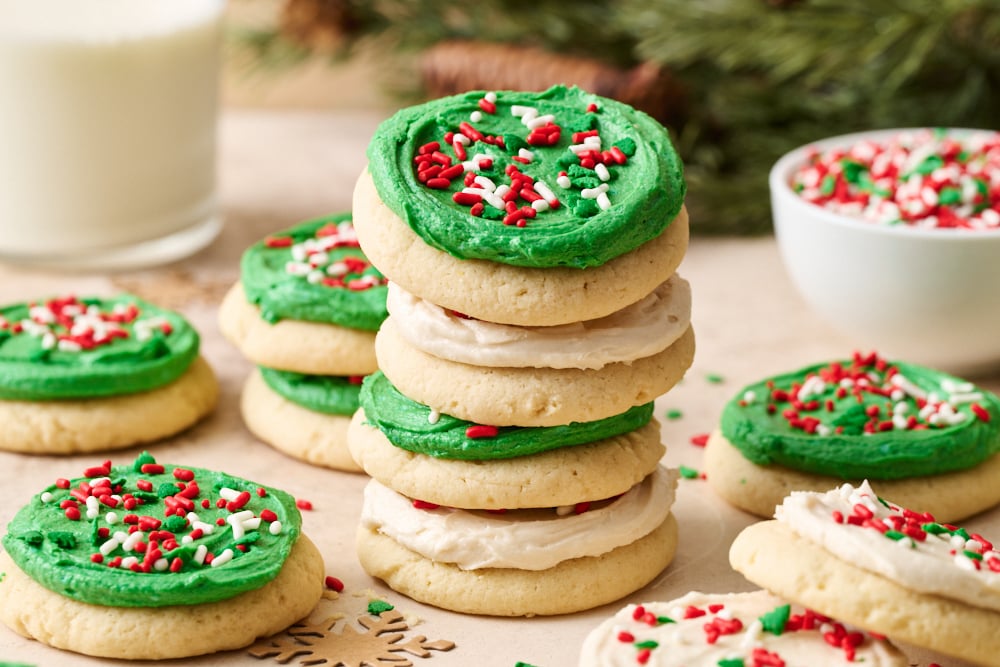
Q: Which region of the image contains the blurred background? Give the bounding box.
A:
[223,0,1000,235]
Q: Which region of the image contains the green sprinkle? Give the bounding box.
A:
[514,663,540,667]
[758,603,790,635]
[964,550,984,561]
[480,206,505,221]
[718,660,745,667]
[840,159,866,185]
[573,198,600,218]
[909,154,944,176]
[367,599,394,615]
[502,134,528,154]
[164,515,188,533]
[705,373,725,384]
[884,530,906,541]
[132,451,156,472]
[665,409,684,420]
[938,187,962,205]
[613,137,637,156]
[156,483,180,498]
[679,465,700,479]
[922,522,948,535]
[656,616,676,625]
[634,640,659,649]
[17,530,43,548]
[819,174,836,196]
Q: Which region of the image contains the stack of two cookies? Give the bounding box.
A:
[347,86,694,615]
[219,213,388,471]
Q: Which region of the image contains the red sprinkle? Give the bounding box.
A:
[140,463,165,475]
[412,499,440,510]
[64,506,81,521]
[325,576,345,592]
[689,433,710,447]
[972,403,991,422]
[172,468,194,482]
[296,499,314,511]
[265,236,293,248]
[465,424,499,439]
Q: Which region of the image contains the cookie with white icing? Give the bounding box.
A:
[731,481,1000,666]
[579,589,907,666]
[705,351,1000,521]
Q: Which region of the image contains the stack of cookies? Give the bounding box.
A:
[348,86,694,616]
[219,213,387,471]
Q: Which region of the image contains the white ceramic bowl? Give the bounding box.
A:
[770,128,1000,376]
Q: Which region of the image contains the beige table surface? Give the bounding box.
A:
[1,109,997,667]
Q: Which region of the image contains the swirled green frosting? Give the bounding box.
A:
[720,353,1000,479]
[1,453,302,607]
[240,213,388,330]
[359,370,653,460]
[367,85,686,268]
[260,366,363,416]
[0,294,198,401]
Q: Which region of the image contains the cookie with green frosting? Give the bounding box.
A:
[0,453,324,659]
[705,352,1000,521]
[365,86,685,270]
[240,368,367,472]
[0,294,217,455]
[358,370,654,461]
[240,212,388,330]
[0,294,200,401]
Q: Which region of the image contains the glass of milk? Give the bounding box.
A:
[0,0,225,270]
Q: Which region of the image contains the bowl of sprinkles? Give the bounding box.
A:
[770,128,1000,375]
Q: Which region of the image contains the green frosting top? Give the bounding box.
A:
[367,85,686,269]
[359,370,653,460]
[240,213,389,330]
[1,453,302,608]
[720,352,1000,479]
[260,366,364,416]
[0,294,199,401]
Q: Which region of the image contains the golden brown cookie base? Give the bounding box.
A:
[704,430,1000,522]
[730,520,1000,667]
[218,282,378,375]
[0,535,324,660]
[352,168,690,327]
[376,318,694,427]
[0,355,217,454]
[241,369,362,472]
[347,410,665,508]
[357,514,677,617]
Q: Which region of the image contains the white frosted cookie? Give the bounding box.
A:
[730,482,1000,666]
[357,512,677,617]
[705,430,1000,522]
[352,168,689,327]
[241,369,361,472]
[0,355,217,454]
[375,317,694,427]
[579,590,908,666]
[0,537,323,660]
[347,409,665,509]
[218,282,378,376]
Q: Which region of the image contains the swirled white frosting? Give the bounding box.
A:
[777,481,1000,612]
[360,467,676,571]
[578,590,906,666]
[385,275,691,370]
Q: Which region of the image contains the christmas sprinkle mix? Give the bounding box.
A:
[264,219,385,292]
[791,129,1000,229]
[1,453,301,607]
[590,591,895,665]
[411,90,637,227]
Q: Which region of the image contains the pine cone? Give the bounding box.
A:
[420,40,688,127]
[279,0,360,53]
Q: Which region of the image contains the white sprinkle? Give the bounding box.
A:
[211,549,235,568]
[327,261,348,277]
[525,114,555,129]
[533,180,557,203]
[291,245,308,262]
[154,558,169,571]
[114,530,129,542]
[428,409,441,424]
[461,160,480,172]
[595,163,611,182]
[949,391,984,406]
[816,424,832,437]
[193,544,208,565]
[99,538,121,557]
[228,515,246,540]
[219,487,241,502]
[890,373,926,399]
[269,520,283,536]
[41,332,56,350]
[470,110,483,123]
[581,183,609,199]
[740,620,764,651]
[474,176,497,192]
[242,517,262,531]
[484,91,497,103]
[453,132,471,145]
[181,535,194,545]
[40,492,54,503]
[743,390,757,404]
[120,556,139,569]
[122,531,145,552]
[284,261,311,277]
[510,105,535,117]
[555,505,574,516]
[596,192,612,210]
[192,520,216,534]
[556,174,572,189]
[517,148,534,162]
[86,496,100,519]
[951,534,968,549]
[531,199,549,212]
[494,184,511,199]
[307,270,324,285]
